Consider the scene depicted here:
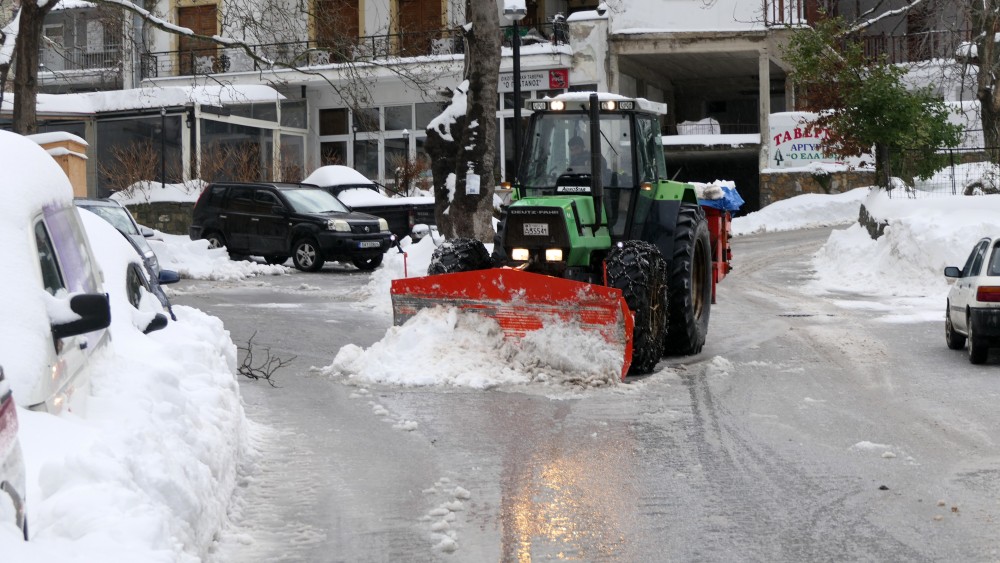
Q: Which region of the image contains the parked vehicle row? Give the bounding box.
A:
[0,130,179,541]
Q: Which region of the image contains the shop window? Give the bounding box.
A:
[320,108,349,135]
[321,141,347,165]
[415,102,443,129]
[353,108,380,133]
[385,106,412,130]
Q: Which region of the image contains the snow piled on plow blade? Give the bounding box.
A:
[324,307,628,389]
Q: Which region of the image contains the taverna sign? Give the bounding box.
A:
[768,112,835,168]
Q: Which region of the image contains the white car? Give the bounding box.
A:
[944,236,1000,363]
[0,130,113,414]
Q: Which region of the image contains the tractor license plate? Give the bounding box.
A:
[358,241,382,248]
[523,223,549,236]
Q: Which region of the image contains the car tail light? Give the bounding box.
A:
[976,286,1000,302]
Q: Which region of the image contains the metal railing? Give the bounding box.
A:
[863,29,973,65]
[764,0,814,27]
[142,22,565,79]
[665,123,760,136]
[887,142,1000,198]
[39,45,123,73]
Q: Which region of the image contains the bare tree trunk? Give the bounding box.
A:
[424,104,463,237]
[446,0,500,243]
[875,142,892,189]
[973,0,1000,163]
[11,2,52,134]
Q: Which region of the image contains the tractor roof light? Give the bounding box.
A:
[600,100,617,111]
[549,100,566,111]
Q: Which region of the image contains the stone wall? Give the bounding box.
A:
[124,202,195,236]
[759,169,876,208]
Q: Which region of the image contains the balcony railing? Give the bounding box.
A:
[862,29,973,64]
[764,0,816,27]
[142,22,566,80]
[40,45,123,73]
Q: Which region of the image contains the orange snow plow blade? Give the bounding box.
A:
[390,269,634,380]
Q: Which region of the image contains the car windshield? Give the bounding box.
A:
[281,188,349,214]
[81,205,140,235]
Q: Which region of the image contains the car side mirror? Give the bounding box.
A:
[158,270,181,285]
[272,205,287,215]
[143,313,169,334]
[51,293,111,339]
[141,226,156,238]
[944,266,962,278]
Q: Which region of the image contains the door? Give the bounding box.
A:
[398,0,441,56]
[223,186,256,251]
[314,0,359,58]
[253,189,289,255]
[953,239,990,332]
[178,5,218,75]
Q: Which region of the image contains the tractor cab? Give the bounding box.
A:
[515,95,670,241]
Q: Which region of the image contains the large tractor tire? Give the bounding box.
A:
[427,238,493,275]
[606,240,669,375]
[664,205,713,356]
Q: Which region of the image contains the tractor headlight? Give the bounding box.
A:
[550,100,565,111]
[511,248,530,261]
[327,219,350,231]
[545,248,563,262]
[378,218,389,232]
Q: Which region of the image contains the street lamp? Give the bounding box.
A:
[160,107,166,192]
[504,1,527,183]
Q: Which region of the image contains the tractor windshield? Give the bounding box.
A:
[518,110,668,238]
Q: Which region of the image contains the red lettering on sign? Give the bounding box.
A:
[549,69,569,89]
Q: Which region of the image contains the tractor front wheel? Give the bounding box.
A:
[428,238,493,275]
[665,205,713,356]
[606,240,669,375]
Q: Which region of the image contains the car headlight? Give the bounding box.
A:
[326,219,350,232]
[378,218,389,232]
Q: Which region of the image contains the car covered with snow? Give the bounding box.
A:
[302,165,435,241]
[0,130,114,415]
[945,236,1000,363]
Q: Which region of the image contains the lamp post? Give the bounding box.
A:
[160,107,166,192]
[504,1,527,183]
[401,129,410,195]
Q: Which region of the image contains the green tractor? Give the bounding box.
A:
[392,93,733,376]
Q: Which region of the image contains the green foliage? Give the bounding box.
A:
[785,17,963,185]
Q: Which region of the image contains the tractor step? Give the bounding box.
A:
[390,268,634,380]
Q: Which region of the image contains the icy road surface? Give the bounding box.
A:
[174,230,1000,562]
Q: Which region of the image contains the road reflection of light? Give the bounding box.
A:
[502,438,636,562]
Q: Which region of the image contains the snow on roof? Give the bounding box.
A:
[303,165,375,187]
[2,85,286,115]
[27,131,89,146]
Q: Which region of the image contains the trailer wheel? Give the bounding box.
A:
[664,205,712,356]
[428,238,493,275]
[606,240,668,375]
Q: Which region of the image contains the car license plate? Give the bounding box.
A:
[523,223,549,236]
[358,240,381,248]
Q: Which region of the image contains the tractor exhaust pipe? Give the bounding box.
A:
[588,93,605,229]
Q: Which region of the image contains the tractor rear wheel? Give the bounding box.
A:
[664,205,712,356]
[606,240,668,375]
[428,238,493,275]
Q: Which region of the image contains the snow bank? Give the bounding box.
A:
[732,187,867,236]
[149,233,289,281]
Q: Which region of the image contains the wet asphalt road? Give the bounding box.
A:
[176,229,1000,562]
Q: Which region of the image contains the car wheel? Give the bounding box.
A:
[352,254,383,271]
[968,315,988,364]
[204,231,226,250]
[292,238,325,272]
[264,255,289,265]
[945,304,966,350]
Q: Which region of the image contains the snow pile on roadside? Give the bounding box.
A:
[150,233,289,280]
[362,234,443,315]
[810,190,1000,298]
[731,187,868,236]
[324,307,624,389]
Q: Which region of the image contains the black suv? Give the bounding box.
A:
[190,182,393,271]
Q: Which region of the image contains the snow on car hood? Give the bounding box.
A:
[303,165,434,208]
